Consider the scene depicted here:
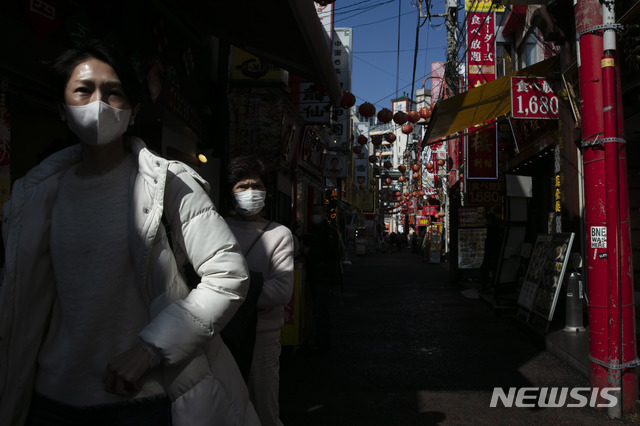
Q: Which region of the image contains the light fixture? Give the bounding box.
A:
[197,148,213,164]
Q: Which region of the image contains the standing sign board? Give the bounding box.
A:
[517,233,574,322]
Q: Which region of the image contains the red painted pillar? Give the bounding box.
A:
[577,0,637,415]
[575,0,609,396]
[600,0,637,415]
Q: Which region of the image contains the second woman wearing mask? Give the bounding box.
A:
[224,156,294,426]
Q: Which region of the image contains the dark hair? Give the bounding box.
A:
[51,40,142,106]
[227,155,269,188]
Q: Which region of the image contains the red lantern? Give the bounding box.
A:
[398,176,406,182]
[419,106,431,120]
[419,190,425,196]
[395,191,401,196]
[403,192,409,197]
[401,124,413,134]
[358,102,376,118]
[352,145,362,154]
[425,162,433,170]
[407,110,420,123]
[340,91,356,109]
[377,108,393,123]
[357,135,368,145]
[412,191,418,197]
[385,133,396,143]
[392,111,408,125]
[371,135,383,147]
[385,178,392,184]
[383,161,392,169]
[398,165,406,173]
[368,155,378,163]
[413,172,419,179]
[437,159,445,166]
[412,164,420,172]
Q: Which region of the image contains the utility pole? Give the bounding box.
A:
[444,0,460,97]
[575,0,638,417]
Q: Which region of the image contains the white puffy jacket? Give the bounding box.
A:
[0,138,260,425]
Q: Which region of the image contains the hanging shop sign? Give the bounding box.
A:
[323,153,347,179]
[467,12,496,86]
[327,28,353,151]
[465,180,503,206]
[510,77,560,120]
[465,10,497,180]
[353,123,370,191]
[465,127,498,179]
[465,0,505,12]
[228,94,283,168]
[231,49,287,82]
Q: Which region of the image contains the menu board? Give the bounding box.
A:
[458,228,486,269]
[517,233,574,321]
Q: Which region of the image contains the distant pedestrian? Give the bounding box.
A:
[304,204,344,352]
[481,213,502,293]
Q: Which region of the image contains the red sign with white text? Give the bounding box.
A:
[511,77,560,120]
[466,11,497,179]
[467,12,495,87]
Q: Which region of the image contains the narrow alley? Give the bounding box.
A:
[279,249,639,426]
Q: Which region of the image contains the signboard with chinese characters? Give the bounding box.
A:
[465,180,503,205]
[297,3,335,124]
[327,28,352,151]
[353,123,370,191]
[465,127,498,179]
[467,12,495,87]
[466,9,497,179]
[511,77,560,120]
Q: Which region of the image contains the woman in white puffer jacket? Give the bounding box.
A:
[0,40,260,426]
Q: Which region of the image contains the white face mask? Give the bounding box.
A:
[234,190,266,216]
[311,214,323,224]
[64,101,132,146]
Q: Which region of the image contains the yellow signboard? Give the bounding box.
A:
[465,0,505,12]
[231,49,285,82]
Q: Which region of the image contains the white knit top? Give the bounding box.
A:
[225,218,294,334]
[36,154,164,407]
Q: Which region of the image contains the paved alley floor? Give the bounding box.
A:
[279,249,640,426]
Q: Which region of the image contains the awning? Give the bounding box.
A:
[174,0,342,106]
[424,56,560,143]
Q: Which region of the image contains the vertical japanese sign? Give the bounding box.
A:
[467,11,495,88]
[327,28,352,151]
[298,3,335,124]
[354,123,370,191]
[465,3,497,179]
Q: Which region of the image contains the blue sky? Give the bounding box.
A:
[332,0,450,111]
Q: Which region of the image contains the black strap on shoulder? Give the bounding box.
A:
[244,221,272,257]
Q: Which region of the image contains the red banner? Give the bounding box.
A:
[466,11,497,179]
[467,12,495,88]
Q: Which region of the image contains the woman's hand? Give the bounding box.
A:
[101,341,152,396]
